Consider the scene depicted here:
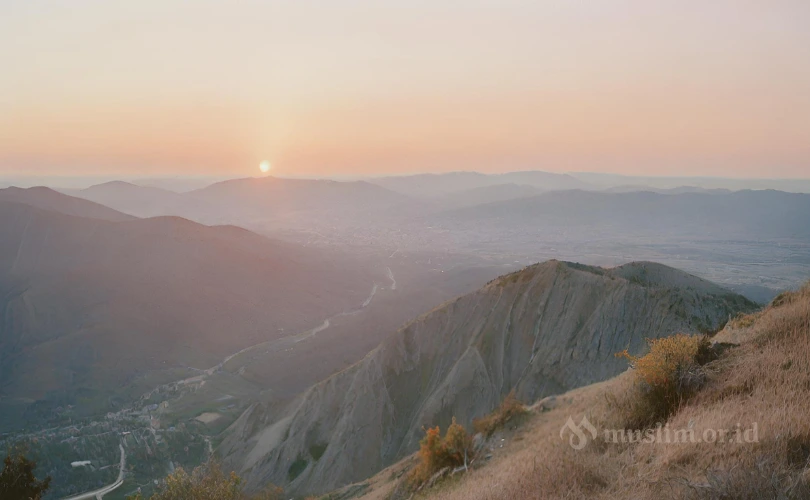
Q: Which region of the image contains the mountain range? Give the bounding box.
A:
[435,189,810,240]
[66,177,411,224]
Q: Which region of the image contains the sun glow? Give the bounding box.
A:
[259,161,271,173]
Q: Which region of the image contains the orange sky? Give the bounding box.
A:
[2,1,810,178]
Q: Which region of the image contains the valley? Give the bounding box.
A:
[0,214,510,498]
[0,175,808,499]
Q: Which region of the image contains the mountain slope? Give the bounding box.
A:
[220,261,755,496]
[0,186,134,221]
[359,281,810,500]
[0,202,377,431]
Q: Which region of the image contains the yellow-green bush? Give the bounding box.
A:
[616,334,715,429]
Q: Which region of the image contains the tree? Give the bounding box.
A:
[0,450,51,500]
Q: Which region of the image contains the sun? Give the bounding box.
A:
[259,161,271,174]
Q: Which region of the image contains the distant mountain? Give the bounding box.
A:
[495,170,590,190]
[570,172,810,194]
[188,176,411,220]
[368,172,491,197]
[603,185,732,195]
[368,171,589,197]
[65,181,218,219]
[221,260,755,496]
[67,177,412,230]
[0,202,378,431]
[436,183,545,209]
[0,186,134,221]
[436,189,810,239]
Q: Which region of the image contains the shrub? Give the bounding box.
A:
[771,290,799,308]
[728,311,760,330]
[473,390,527,437]
[287,458,308,482]
[309,443,327,461]
[409,418,474,488]
[616,334,715,429]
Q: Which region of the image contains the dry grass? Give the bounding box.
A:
[351,282,810,500]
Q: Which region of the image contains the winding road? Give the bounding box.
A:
[62,444,126,500]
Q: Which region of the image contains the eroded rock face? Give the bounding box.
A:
[221,261,756,496]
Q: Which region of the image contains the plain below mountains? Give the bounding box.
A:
[366,171,589,198]
[435,189,810,240]
[219,260,756,497]
[0,195,378,431]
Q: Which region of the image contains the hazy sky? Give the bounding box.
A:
[3,0,810,178]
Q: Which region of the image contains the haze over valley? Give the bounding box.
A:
[0,171,807,498]
[58,174,810,303]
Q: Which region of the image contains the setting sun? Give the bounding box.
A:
[259,161,271,174]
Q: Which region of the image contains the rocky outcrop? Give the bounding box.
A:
[220,261,756,496]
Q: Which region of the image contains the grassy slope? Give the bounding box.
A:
[344,282,810,500]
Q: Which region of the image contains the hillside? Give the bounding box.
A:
[0,202,378,431]
[0,186,134,221]
[348,280,810,500]
[219,261,755,496]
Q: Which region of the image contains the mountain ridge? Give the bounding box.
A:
[220,260,756,496]
[0,186,134,222]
